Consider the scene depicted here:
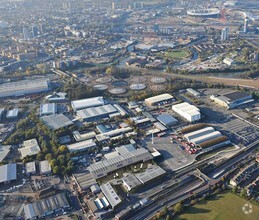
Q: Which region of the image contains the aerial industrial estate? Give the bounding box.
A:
[0,0,258,220]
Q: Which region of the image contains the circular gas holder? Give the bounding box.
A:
[150,84,166,91]
[150,77,167,84]
[129,83,146,90]
[111,80,128,87]
[109,87,127,94]
[96,77,112,83]
[93,84,108,91]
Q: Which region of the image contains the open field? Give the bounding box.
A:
[164,50,190,59]
[176,193,259,220]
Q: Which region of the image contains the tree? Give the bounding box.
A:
[240,188,247,197]
[58,145,68,153]
[166,215,172,220]
[53,166,61,174]
[232,186,237,194]
[173,202,183,213]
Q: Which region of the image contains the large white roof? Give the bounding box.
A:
[145,93,174,104]
[20,139,41,158]
[71,97,104,111]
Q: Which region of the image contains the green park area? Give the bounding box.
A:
[162,50,190,60]
[176,193,259,220]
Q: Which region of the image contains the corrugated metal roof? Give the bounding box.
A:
[0,163,16,183]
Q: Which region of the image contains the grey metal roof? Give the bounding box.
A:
[23,193,69,219]
[40,114,73,130]
[0,163,17,183]
[77,104,117,121]
[157,114,178,126]
[71,97,104,111]
[135,166,166,184]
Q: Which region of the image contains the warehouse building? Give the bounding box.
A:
[26,162,36,176]
[144,93,175,107]
[0,79,50,98]
[198,136,231,152]
[189,131,222,145]
[172,102,201,122]
[182,124,230,150]
[135,165,166,184]
[73,169,97,191]
[23,193,70,219]
[186,88,201,97]
[122,174,141,192]
[0,145,11,163]
[0,163,17,184]
[115,144,136,155]
[157,114,178,127]
[67,139,96,153]
[89,148,153,179]
[6,108,19,119]
[40,114,73,130]
[73,131,96,142]
[100,182,122,209]
[20,139,41,158]
[210,91,254,109]
[77,104,119,122]
[71,97,105,111]
[45,92,67,102]
[95,127,133,142]
[40,103,57,116]
[184,127,215,142]
[39,160,52,175]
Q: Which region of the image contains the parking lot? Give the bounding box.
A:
[216,118,259,146]
[145,135,196,171]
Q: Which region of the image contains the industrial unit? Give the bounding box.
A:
[77,104,119,122]
[210,91,254,109]
[40,103,57,116]
[100,182,122,209]
[6,108,19,119]
[0,79,50,98]
[39,160,52,175]
[172,102,201,122]
[23,193,70,219]
[144,93,175,107]
[40,114,73,130]
[71,96,105,111]
[0,163,17,184]
[67,139,97,153]
[20,139,41,158]
[88,148,153,179]
[25,162,36,176]
[182,124,230,151]
[157,114,178,127]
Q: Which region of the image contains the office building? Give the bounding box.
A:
[39,160,52,175]
[20,139,41,158]
[23,26,29,40]
[244,18,248,33]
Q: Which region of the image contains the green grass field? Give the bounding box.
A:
[176,193,259,220]
[164,50,190,59]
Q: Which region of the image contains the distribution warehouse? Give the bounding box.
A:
[71,97,105,111]
[172,102,201,122]
[181,124,231,151]
[144,93,175,107]
[0,79,50,98]
[210,91,254,109]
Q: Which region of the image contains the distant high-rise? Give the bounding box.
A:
[23,27,29,40]
[112,2,116,10]
[40,24,45,35]
[32,26,38,37]
[221,27,229,42]
[244,18,248,33]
